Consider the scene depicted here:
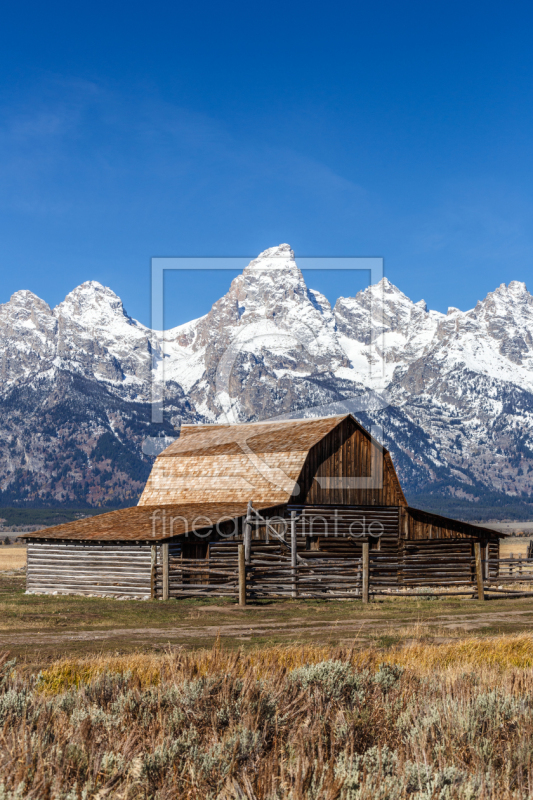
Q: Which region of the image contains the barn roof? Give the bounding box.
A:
[406,506,507,540]
[23,502,277,542]
[138,414,382,506]
[159,415,349,458]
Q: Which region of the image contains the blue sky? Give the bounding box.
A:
[1,0,533,327]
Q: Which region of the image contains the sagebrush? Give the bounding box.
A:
[3,636,533,798]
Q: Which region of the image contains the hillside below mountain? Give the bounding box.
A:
[2,243,533,520]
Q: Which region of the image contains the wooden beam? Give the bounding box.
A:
[474,541,485,602]
[162,542,169,601]
[291,511,297,598]
[244,500,253,564]
[483,542,489,582]
[238,544,246,606]
[362,542,369,604]
[150,544,157,599]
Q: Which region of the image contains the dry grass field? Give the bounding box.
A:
[3,636,533,798]
[0,544,26,571]
[499,535,532,558]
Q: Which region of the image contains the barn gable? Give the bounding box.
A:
[297,415,406,506]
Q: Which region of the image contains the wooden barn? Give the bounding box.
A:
[23,414,504,600]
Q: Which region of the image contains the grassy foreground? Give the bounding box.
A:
[3,636,533,798]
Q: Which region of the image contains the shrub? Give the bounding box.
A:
[2,639,533,797]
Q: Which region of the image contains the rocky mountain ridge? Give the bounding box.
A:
[2,243,533,519]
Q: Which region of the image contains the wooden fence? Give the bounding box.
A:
[248,557,363,599]
[152,544,533,603]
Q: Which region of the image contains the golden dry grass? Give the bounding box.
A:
[37,632,533,694]
[0,546,26,571]
[500,537,531,558]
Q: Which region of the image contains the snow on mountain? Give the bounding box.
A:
[334,277,444,386]
[0,280,156,397]
[2,244,533,515]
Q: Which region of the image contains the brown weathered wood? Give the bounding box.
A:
[150,544,157,599]
[362,542,369,603]
[291,511,298,598]
[162,542,169,601]
[238,544,246,606]
[24,413,505,600]
[244,500,253,564]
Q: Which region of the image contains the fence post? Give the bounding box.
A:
[238,544,246,606]
[150,544,157,599]
[244,500,253,565]
[362,542,369,604]
[474,541,485,601]
[291,511,298,598]
[162,542,169,601]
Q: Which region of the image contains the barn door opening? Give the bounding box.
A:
[182,540,209,585]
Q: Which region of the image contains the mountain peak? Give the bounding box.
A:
[508,280,528,294]
[245,243,297,273]
[479,280,532,311]
[6,289,51,311]
[378,276,393,289]
[64,280,120,300]
[256,243,294,260]
[57,280,126,319]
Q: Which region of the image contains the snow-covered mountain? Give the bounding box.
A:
[2,243,533,518]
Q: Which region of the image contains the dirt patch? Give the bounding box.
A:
[2,608,533,652]
[4,571,533,664]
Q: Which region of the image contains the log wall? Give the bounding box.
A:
[26,541,152,597]
[399,539,474,587]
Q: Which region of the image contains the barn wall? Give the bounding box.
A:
[297,417,406,506]
[26,541,152,597]
[399,538,500,586]
[400,539,474,586]
[405,507,499,543]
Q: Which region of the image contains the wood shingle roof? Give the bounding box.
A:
[23,502,277,542]
[138,415,350,506]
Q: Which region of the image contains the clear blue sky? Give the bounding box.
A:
[1,0,533,327]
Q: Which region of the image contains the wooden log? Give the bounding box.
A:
[162,542,169,601]
[291,511,298,598]
[248,576,363,585]
[249,593,362,599]
[27,587,150,597]
[238,544,246,606]
[371,590,477,597]
[150,544,157,599]
[168,584,238,591]
[362,542,369,604]
[244,501,253,564]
